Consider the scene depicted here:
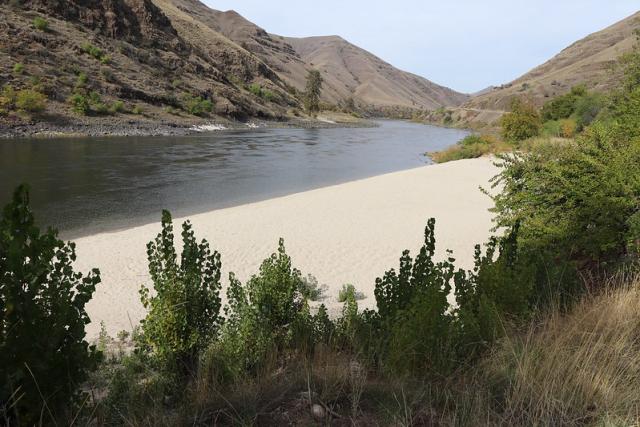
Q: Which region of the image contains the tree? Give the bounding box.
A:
[304,69,323,115]
[0,185,100,424]
[139,211,223,375]
[501,98,542,142]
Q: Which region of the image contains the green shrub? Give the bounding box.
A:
[15,89,46,113]
[0,85,16,110]
[81,43,108,62]
[68,93,90,115]
[298,274,327,301]
[110,100,126,114]
[0,185,101,424]
[541,85,586,121]
[32,16,48,31]
[12,62,24,75]
[501,98,542,142]
[132,105,143,115]
[139,211,223,374]
[338,283,365,302]
[542,119,562,137]
[490,123,640,266]
[248,83,262,97]
[182,94,213,116]
[216,239,308,377]
[75,72,88,88]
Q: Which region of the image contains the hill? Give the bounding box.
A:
[455,11,640,127]
[0,0,465,135]
[164,0,468,110]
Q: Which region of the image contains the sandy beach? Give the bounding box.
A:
[76,157,499,338]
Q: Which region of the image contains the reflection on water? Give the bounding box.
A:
[0,121,468,238]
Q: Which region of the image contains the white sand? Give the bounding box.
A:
[76,157,499,337]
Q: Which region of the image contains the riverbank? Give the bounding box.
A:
[74,157,498,337]
[0,111,376,139]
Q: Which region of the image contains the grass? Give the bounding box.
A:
[84,274,640,426]
[475,277,640,426]
[429,134,512,163]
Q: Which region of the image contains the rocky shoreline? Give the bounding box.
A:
[0,116,377,139]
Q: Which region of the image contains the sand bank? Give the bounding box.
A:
[76,157,499,337]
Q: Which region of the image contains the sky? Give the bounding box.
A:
[202,1,639,94]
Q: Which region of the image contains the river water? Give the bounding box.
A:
[0,121,467,238]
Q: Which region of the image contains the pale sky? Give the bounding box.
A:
[202,1,639,94]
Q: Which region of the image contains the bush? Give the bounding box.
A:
[337,284,365,302]
[68,93,90,115]
[75,72,88,88]
[139,211,223,374]
[0,85,16,110]
[298,274,327,301]
[110,100,126,114]
[32,16,48,31]
[541,85,587,121]
[0,186,101,424]
[559,118,577,138]
[12,62,24,75]
[430,134,509,163]
[15,89,47,113]
[132,105,143,115]
[215,239,309,378]
[182,94,214,116]
[248,83,262,97]
[501,98,542,142]
[490,124,640,267]
[81,43,109,63]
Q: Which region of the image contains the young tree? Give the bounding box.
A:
[501,98,542,142]
[0,185,100,424]
[304,69,323,115]
[139,210,223,375]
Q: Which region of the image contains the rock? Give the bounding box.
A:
[311,404,325,420]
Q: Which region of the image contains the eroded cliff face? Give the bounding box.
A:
[16,0,181,47]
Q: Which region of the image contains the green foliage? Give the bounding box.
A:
[15,89,47,113]
[542,86,604,132]
[501,98,542,142]
[541,85,587,121]
[132,105,144,115]
[337,283,365,302]
[248,83,262,97]
[247,84,276,102]
[82,43,105,61]
[110,100,126,114]
[298,274,327,301]
[75,72,88,88]
[489,124,640,266]
[12,62,24,75]
[608,31,640,140]
[32,16,48,31]
[139,211,223,373]
[182,94,214,116]
[216,239,308,378]
[0,85,16,110]
[431,134,508,163]
[0,186,100,423]
[304,69,323,114]
[68,93,90,115]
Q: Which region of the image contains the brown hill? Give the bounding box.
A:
[466,11,640,113]
[285,35,469,109]
[0,0,465,133]
[164,0,468,110]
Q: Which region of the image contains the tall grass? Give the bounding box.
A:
[473,276,640,426]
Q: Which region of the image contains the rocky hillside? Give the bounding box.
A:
[0,0,466,135]
[163,0,467,110]
[465,11,640,114]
